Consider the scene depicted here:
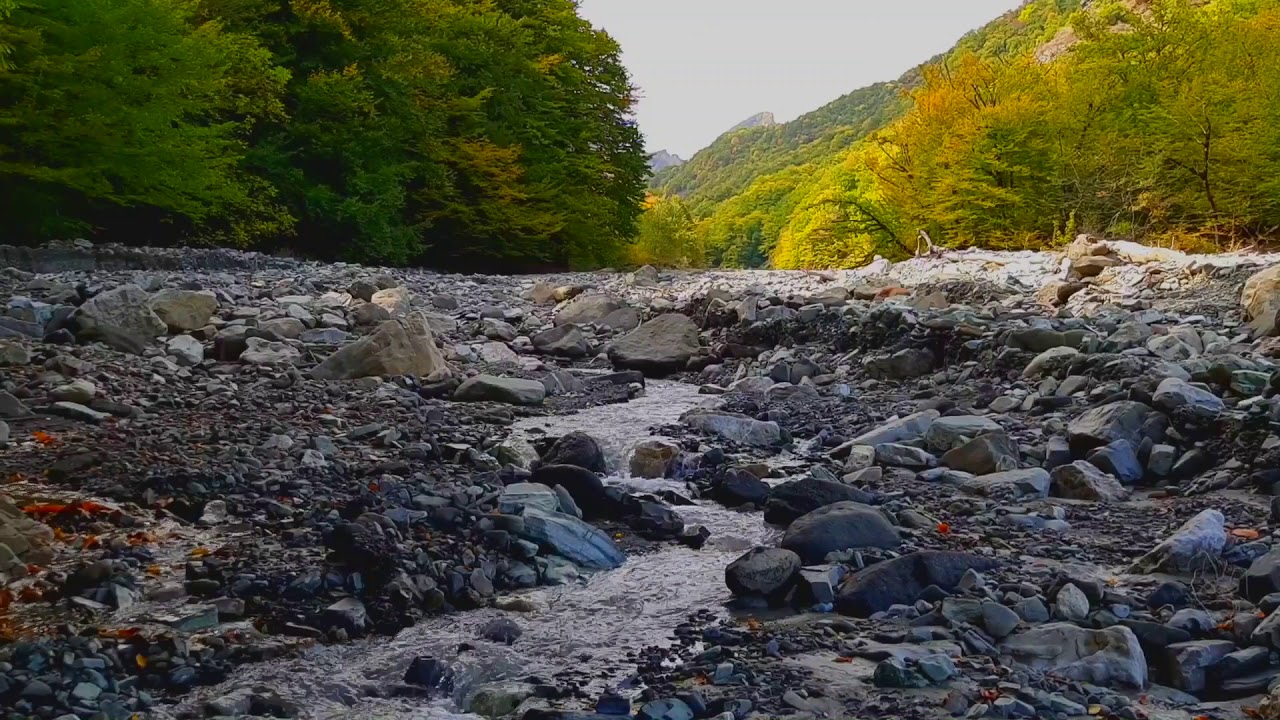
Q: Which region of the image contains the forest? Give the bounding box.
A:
[0,0,650,269]
[640,0,1280,270]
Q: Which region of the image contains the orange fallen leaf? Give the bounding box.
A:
[189,547,211,558]
[23,503,70,515]
[52,527,70,541]
[936,522,951,535]
[0,588,12,610]
[146,565,163,577]
[833,656,853,663]
[368,483,380,492]
[32,430,57,445]
[981,689,999,701]
[745,617,763,632]
[1218,619,1235,631]
[1244,708,1262,719]
[98,627,141,639]
[18,586,42,603]
[82,535,100,550]
[1232,528,1261,540]
[25,564,42,575]
[135,654,148,669]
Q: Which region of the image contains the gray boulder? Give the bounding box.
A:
[555,294,623,326]
[1152,377,1223,418]
[837,551,1001,617]
[940,432,1019,475]
[830,410,940,458]
[150,290,218,332]
[780,502,901,564]
[311,313,448,380]
[725,547,801,596]
[1050,461,1129,502]
[520,509,625,570]
[960,468,1050,499]
[454,375,546,406]
[608,314,700,375]
[925,415,1003,453]
[1000,623,1147,688]
[531,324,590,358]
[681,409,780,447]
[1129,509,1225,574]
[1067,401,1153,453]
[75,285,166,345]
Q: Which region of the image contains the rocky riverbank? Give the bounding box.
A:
[4,236,1280,720]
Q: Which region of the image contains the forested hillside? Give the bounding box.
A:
[644,0,1280,270]
[0,0,649,269]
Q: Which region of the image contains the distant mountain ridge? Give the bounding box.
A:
[648,150,684,172]
[726,112,777,132]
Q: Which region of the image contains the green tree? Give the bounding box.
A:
[0,0,290,243]
[630,194,702,267]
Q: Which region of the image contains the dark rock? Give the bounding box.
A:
[1241,548,1280,603]
[710,469,769,508]
[763,476,877,526]
[478,617,523,645]
[529,465,611,519]
[837,551,1001,618]
[404,656,454,693]
[541,432,606,473]
[780,502,901,564]
[725,547,801,597]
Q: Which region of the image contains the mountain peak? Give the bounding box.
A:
[727,112,777,133]
[648,150,685,172]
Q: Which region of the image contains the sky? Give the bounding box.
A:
[578,0,1025,158]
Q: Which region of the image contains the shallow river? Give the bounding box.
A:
[183,380,779,719]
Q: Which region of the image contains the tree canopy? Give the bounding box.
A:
[0,0,649,268]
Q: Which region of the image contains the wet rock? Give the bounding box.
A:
[150,289,217,332]
[763,476,876,525]
[404,655,454,692]
[630,439,679,479]
[711,468,770,507]
[520,508,625,569]
[1164,640,1236,692]
[1129,509,1226,574]
[725,547,801,597]
[780,502,901,564]
[1050,461,1129,502]
[1000,623,1146,688]
[531,324,591,358]
[1241,548,1280,603]
[467,682,534,717]
[454,375,546,405]
[1068,401,1153,453]
[681,409,780,447]
[1152,377,1223,418]
[636,698,693,720]
[836,551,1000,617]
[478,617,523,645]
[608,314,700,375]
[529,465,609,519]
[499,483,561,514]
[321,598,368,636]
[541,431,606,473]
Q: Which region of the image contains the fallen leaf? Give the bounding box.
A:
[22,503,70,515]
[0,588,12,610]
[18,587,42,603]
[146,565,163,577]
[1233,528,1262,540]
[82,535,100,550]
[1244,708,1262,719]
[189,547,211,558]
[32,430,57,445]
[367,482,380,492]
[833,656,853,663]
[24,564,42,575]
[936,522,951,535]
[135,654,148,669]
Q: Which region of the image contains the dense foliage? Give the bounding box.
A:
[648,0,1280,270]
[0,0,648,268]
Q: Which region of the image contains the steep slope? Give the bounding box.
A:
[651,0,1084,226]
[648,150,685,172]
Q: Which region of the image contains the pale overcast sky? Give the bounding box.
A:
[578,0,1025,158]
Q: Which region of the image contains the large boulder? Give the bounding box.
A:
[939,432,1019,475]
[1240,548,1280,603]
[555,294,623,327]
[74,285,167,346]
[531,324,591,358]
[150,290,218,332]
[454,375,546,406]
[924,415,1004,453]
[541,432,606,473]
[1050,461,1129,502]
[725,547,801,597]
[630,439,680,479]
[520,509,625,570]
[780,502,901,564]
[1129,509,1226,574]
[529,465,610,519]
[370,287,411,316]
[1152,377,1223,418]
[1067,401,1153,454]
[837,551,1001,618]
[959,468,1050,500]
[311,313,448,380]
[1242,264,1280,337]
[711,469,770,508]
[608,314,700,375]
[764,477,877,526]
[681,409,780,447]
[1000,623,1147,688]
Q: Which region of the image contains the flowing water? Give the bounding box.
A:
[181,380,779,719]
